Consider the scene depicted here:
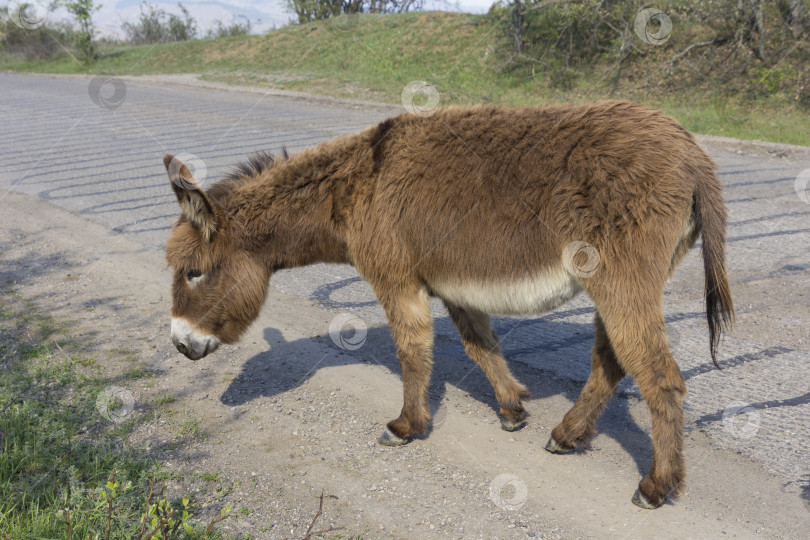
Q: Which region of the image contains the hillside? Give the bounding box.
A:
[2,10,809,146]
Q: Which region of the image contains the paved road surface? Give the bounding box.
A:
[1,72,809,497]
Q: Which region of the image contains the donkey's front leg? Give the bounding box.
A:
[375,284,434,446]
[444,302,530,431]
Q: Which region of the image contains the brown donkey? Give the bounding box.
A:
[164,101,734,509]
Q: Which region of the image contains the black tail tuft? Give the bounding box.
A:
[694,173,735,368]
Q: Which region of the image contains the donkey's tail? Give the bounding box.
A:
[694,167,735,368]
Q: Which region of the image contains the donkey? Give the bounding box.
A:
[164,101,734,509]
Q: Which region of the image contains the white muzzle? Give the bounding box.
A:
[171,317,220,360]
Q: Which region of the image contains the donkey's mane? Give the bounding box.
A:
[222,149,289,183]
[207,149,290,203]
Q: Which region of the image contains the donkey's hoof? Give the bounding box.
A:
[378,428,409,447]
[500,417,526,432]
[544,437,574,454]
[631,489,662,510]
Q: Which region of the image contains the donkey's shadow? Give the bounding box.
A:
[221,317,653,476]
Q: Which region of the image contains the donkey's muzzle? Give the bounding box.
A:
[173,338,217,360]
[171,317,220,360]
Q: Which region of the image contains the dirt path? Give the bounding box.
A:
[2,189,808,538]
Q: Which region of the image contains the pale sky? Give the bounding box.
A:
[42,1,498,38]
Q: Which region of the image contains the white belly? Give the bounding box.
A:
[430,266,582,315]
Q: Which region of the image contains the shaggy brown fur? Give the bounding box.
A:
[164,101,734,509]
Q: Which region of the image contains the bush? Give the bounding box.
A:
[204,16,252,39]
[122,2,197,45]
[493,0,641,90]
[492,0,810,95]
[284,0,425,24]
[0,6,77,60]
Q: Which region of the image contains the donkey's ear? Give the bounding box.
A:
[164,154,218,242]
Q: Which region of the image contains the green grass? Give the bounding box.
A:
[0,294,240,538]
[190,471,220,483]
[1,11,808,146]
[123,366,156,380]
[178,417,207,441]
[659,95,810,146]
[155,393,177,407]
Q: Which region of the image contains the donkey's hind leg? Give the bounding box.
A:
[545,313,625,453]
[596,298,686,509]
[444,303,531,431]
[376,283,434,447]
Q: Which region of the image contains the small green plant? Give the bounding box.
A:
[74,355,96,367]
[191,471,220,482]
[134,482,193,539]
[56,474,237,539]
[124,366,155,380]
[214,480,234,501]
[155,393,177,406]
[205,504,236,537]
[178,417,205,439]
[753,66,793,95]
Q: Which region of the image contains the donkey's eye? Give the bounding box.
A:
[185,269,202,281]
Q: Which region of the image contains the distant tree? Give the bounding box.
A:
[59,0,101,60]
[285,0,342,23]
[366,0,423,13]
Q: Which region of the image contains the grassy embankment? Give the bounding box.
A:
[0,292,241,538]
[1,11,808,146]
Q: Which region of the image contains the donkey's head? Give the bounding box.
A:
[163,154,271,360]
